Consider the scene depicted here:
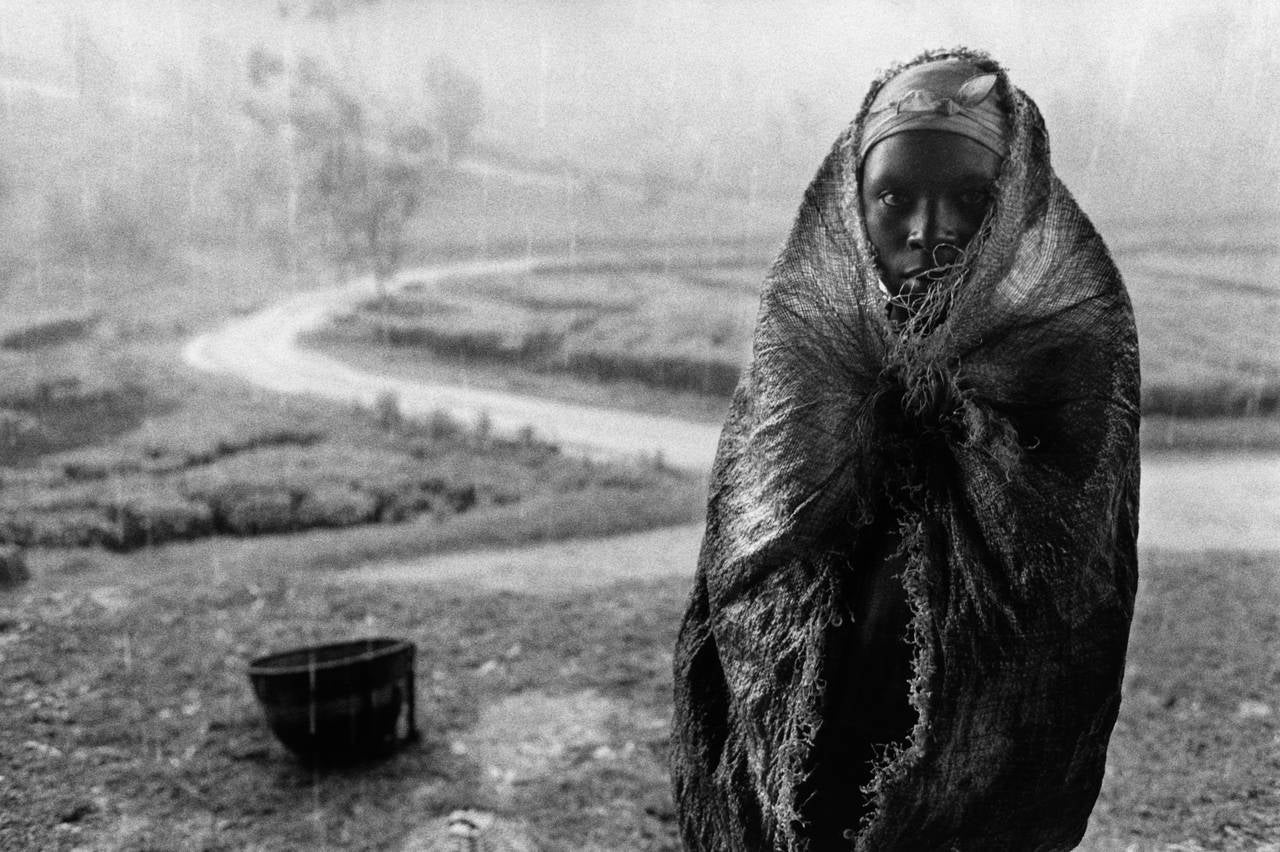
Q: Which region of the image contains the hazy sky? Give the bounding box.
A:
[4,0,1278,220]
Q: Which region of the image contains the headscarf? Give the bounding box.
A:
[671,47,1140,851]
[859,58,1010,160]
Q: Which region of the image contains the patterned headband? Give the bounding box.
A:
[860,64,1009,160]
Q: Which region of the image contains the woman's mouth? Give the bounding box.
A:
[887,263,957,331]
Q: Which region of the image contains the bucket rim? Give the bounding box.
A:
[247,636,415,678]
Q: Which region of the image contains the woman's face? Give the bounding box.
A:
[859,130,1002,292]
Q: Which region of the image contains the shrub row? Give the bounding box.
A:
[56,426,326,481]
[0,315,98,350]
[0,477,482,552]
[383,322,564,363]
[364,315,743,397]
[360,312,1280,416]
[1142,381,1280,419]
[559,348,742,397]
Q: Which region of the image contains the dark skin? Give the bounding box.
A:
[859,129,1002,325]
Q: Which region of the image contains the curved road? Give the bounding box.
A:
[185,258,719,469]
[184,257,1280,560]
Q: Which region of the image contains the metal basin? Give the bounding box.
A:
[248,637,417,764]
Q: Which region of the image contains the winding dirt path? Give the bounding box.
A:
[183,257,1280,578]
[183,258,718,469]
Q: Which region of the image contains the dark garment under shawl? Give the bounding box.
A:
[670,49,1141,851]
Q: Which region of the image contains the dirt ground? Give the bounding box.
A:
[3,535,1276,850]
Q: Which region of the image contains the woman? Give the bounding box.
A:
[671,49,1140,850]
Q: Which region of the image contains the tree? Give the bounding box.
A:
[306,122,429,288]
[245,54,439,302]
[424,56,483,162]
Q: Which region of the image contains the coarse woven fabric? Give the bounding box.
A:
[670,47,1141,851]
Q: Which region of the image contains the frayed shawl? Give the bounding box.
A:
[671,48,1141,851]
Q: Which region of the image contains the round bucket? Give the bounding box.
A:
[247,637,418,764]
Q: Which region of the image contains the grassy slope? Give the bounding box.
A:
[2,544,1274,850]
[1,342,704,557]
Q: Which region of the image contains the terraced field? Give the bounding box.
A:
[310,222,1280,447]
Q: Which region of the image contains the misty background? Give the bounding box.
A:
[4,0,1278,231]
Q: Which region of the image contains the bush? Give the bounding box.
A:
[366,486,427,523]
[0,514,30,547]
[0,545,29,588]
[108,495,215,550]
[6,509,117,549]
[365,478,444,523]
[417,409,465,442]
[444,482,477,513]
[0,409,42,452]
[373,390,403,432]
[472,411,493,446]
[206,485,297,536]
[294,484,379,529]
[60,449,143,481]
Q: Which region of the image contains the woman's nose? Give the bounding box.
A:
[906,199,959,251]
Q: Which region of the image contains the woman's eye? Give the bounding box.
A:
[879,191,904,207]
[961,189,992,207]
